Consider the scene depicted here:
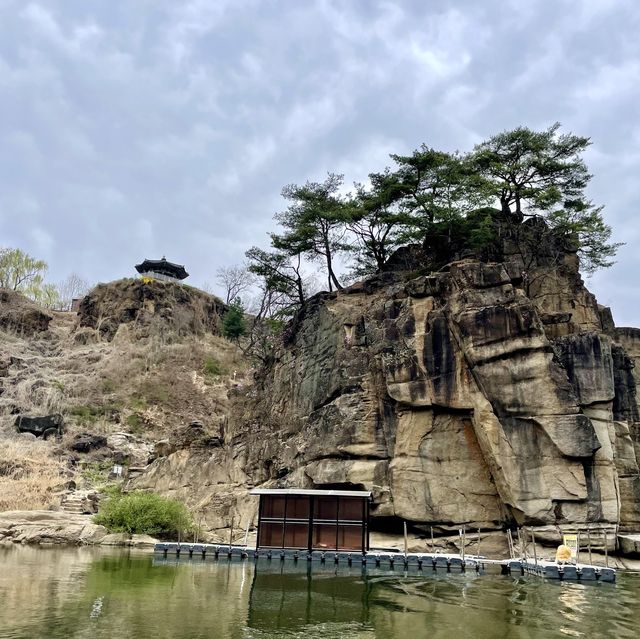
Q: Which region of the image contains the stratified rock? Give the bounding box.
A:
[128,228,640,543]
[618,533,640,557]
[0,511,107,545]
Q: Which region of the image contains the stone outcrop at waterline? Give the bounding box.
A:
[132,234,640,546]
[0,510,157,547]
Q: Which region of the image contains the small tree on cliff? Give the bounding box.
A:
[273,173,350,292]
[346,170,410,274]
[245,246,306,313]
[57,273,90,311]
[389,147,485,233]
[222,297,246,341]
[470,123,591,221]
[216,265,256,304]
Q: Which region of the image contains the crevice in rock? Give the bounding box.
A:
[470,345,551,368]
[311,384,363,411]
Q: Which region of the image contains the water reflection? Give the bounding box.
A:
[0,547,639,639]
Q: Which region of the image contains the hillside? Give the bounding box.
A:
[0,280,248,511]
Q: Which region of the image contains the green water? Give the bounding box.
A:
[0,547,639,638]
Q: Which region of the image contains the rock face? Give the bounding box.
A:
[133,228,640,546]
[78,278,226,341]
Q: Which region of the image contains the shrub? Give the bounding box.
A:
[101,378,116,393]
[203,356,223,378]
[68,403,121,423]
[125,413,143,432]
[94,490,194,538]
[81,460,113,488]
[137,380,170,405]
[222,298,246,341]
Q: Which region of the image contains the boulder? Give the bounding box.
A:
[15,414,64,439]
[618,533,640,557]
[154,439,177,458]
[70,433,108,453]
[0,511,108,545]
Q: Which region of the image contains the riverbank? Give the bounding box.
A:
[0,510,158,547]
[2,509,640,570]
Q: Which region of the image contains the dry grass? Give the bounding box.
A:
[0,291,254,512]
[0,438,67,511]
[0,307,251,444]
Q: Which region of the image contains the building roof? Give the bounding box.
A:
[250,488,372,498]
[135,257,189,280]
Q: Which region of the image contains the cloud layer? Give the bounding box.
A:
[0,0,638,324]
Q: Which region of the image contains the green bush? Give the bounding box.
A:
[94,491,194,538]
[125,413,143,432]
[82,461,114,488]
[203,356,224,378]
[222,298,246,341]
[68,403,121,423]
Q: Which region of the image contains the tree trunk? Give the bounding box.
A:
[324,238,342,291]
[514,193,524,222]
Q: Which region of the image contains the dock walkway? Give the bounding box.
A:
[498,557,616,582]
[153,543,616,582]
[154,542,482,571]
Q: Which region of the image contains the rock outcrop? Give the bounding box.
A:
[0,511,108,545]
[0,289,52,336]
[133,225,640,549]
[0,510,159,546]
[78,278,226,341]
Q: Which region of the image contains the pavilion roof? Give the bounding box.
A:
[135,257,188,280]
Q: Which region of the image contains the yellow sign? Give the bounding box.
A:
[562,534,578,560]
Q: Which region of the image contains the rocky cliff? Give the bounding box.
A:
[2,235,640,552]
[133,223,640,549]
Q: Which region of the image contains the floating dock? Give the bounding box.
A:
[153,542,615,582]
[499,558,616,583]
[154,543,483,572]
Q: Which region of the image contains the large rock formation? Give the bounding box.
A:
[78,278,226,341]
[133,222,640,548]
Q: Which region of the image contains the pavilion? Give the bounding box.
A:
[135,257,189,283]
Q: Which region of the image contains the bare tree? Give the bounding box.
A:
[57,273,91,311]
[215,265,256,304]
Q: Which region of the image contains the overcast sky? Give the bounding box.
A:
[0,0,638,324]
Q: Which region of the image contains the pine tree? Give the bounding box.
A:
[222,298,246,341]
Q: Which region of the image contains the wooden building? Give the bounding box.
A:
[251,488,371,553]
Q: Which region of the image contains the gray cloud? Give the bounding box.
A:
[0,0,638,324]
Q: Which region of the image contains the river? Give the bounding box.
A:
[0,546,638,638]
